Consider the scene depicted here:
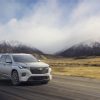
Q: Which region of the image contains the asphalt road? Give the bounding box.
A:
[0,76,100,100]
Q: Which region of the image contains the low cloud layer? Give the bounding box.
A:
[0,0,100,54]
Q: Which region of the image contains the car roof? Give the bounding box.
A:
[0,53,31,56]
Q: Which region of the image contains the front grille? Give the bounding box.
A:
[28,76,49,81]
[30,67,48,74]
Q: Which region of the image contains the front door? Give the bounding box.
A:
[4,55,12,77]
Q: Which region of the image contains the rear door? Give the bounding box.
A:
[0,55,6,74]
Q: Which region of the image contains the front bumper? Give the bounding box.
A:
[28,76,50,82]
[19,68,52,82]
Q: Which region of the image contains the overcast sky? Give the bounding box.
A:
[0,0,100,54]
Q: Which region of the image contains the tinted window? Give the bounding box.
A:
[12,54,38,63]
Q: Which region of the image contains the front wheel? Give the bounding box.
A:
[11,70,20,86]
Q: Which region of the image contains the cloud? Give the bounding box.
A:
[0,0,100,54]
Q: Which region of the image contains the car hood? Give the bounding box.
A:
[14,62,49,68]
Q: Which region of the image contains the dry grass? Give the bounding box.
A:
[42,57,100,79]
[52,67,100,79]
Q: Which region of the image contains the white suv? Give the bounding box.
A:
[0,53,52,85]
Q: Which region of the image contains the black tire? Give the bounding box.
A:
[11,70,20,86]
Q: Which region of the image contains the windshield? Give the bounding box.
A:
[13,54,38,63]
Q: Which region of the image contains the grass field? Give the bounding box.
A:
[42,57,100,79]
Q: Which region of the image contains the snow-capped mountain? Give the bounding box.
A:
[57,41,100,57]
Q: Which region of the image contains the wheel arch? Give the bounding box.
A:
[11,69,20,79]
[11,69,18,75]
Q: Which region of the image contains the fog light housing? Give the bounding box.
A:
[22,72,26,77]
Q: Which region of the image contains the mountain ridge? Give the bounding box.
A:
[57,41,100,57]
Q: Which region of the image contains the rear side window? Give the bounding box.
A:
[0,55,6,63]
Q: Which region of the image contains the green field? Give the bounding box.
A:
[43,57,100,79]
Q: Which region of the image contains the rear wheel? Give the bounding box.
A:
[11,70,20,86]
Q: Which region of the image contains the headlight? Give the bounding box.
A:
[18,66,27,69]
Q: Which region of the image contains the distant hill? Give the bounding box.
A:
[0,41,42,54]
[0,41,60,59]
[57,42,100,57]
[0,41,45,59]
